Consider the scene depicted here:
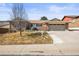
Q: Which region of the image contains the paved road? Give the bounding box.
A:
[0,31,79,56]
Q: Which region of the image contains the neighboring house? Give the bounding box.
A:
[0,20,31,33]
[50,18,60,21]
[68,19,79,30]
[62,16,79,30]
[62,16,79,22]
[0,21,10,33]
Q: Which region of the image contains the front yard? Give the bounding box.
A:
[0,31,53,45]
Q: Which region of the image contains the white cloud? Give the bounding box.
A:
[49,5,79,13]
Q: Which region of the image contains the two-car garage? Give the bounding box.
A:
[48,21,68,31]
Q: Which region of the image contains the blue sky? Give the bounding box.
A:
[0,3,79,21]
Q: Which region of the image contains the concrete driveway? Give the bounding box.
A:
[50,31,79,44]
[0,31,79,56]
[48,31,79,55]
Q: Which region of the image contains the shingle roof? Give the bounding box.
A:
[50,18,60,21]
[29,20,70,24]
[29,20,48,24]
[48,21,70,24]
[62,15,79,21]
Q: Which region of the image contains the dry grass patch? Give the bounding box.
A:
[0,31,53,45]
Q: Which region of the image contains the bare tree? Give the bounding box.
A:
[11,3,28,36]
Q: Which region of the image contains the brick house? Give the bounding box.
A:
[62,16,79,30]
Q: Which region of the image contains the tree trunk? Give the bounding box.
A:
[9,21,11,33]
[19,20,22,36]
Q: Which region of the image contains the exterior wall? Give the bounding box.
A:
[31,22,49,31]
[68,19,79,30]
[39,24,48,31]
[48,24,66,31]
[69,19,79,28]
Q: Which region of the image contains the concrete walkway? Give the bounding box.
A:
[47,32,63,44]
[0,31,79,56]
